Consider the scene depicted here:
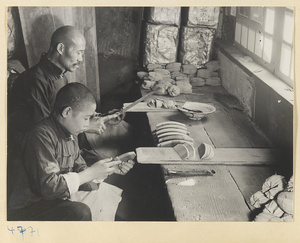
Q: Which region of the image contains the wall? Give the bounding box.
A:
[95,7,144,111]
[7,7,28,69]
[216,43,293,175]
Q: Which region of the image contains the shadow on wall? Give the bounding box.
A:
[95,7,143,99]
[26,14,64,66]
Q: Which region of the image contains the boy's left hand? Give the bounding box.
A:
[114,157,135,175]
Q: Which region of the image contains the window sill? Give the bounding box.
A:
[215,41,294,106]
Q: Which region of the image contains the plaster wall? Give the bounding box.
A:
[217,49,293,174]
[254,77,293,160]
[218,51,255,118]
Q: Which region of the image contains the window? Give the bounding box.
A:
[234,7,294,87]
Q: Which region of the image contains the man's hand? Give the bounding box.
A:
[84,115,106,134]
[105,109,125,125]
[84,110,125,134]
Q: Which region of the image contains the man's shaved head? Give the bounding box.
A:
[47,25,86,72]
[50,25,85,50]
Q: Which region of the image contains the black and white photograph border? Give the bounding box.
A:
[1,1,299,243]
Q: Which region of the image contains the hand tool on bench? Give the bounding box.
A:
[164,168,215,178]
[121,90,156,113]
[92,90,156,123]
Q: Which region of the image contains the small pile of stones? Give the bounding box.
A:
[137,61,221,97]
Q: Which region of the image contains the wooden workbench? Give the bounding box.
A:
[136,86,277,221]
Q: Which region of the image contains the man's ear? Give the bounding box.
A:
[56,43,64,55]
[61,106,72,118]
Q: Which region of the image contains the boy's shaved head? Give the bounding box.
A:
[54,82,96,115]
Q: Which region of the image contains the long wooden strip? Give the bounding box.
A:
[123,102,178,112]
[136,147,281,165]
[122,90,156,112]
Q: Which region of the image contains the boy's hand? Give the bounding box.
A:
[89,157,121,180]
[113,156,135,175]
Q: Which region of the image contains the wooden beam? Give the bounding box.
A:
[82,7,100,104]
[136,147,281,165]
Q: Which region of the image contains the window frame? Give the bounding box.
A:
[233,7,294,88]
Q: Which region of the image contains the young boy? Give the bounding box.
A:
[8,83,134,221]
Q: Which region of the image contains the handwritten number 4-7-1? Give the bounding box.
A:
[7,226,39,239]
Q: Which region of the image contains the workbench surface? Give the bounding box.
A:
[140,86,277,221]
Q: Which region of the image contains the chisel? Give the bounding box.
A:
[164,169,215,177]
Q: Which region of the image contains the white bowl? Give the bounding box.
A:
[178,102,216,120]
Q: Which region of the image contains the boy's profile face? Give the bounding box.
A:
[64,102,96,135]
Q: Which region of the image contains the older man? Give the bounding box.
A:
[8,25,124,150]
[9,26,86,135]
[8,26,84,197]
